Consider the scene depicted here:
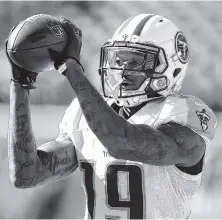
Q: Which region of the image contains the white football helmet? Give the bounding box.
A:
[99,14,189,107]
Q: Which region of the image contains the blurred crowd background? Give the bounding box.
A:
[0,1,222,219]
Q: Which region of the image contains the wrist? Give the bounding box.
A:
[10,79,29,93]
[66,58,78,66]
[58,57,84,75]
[66,57,84,71]
[11,79,20,85]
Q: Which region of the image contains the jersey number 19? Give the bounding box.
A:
[80,161,145,219]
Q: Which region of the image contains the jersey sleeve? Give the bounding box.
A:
[172,95,217,145]
[56,98,81,141]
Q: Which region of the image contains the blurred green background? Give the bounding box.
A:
[0,1,222,219]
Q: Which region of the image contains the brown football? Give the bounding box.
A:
[7,14,68,72]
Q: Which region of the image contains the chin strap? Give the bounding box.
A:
[116,93,164,107]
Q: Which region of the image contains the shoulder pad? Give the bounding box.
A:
[172,95,217,144]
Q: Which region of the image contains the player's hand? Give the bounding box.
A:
[49,17,83,74]
[60,17,82,62]
[5,26,38,90]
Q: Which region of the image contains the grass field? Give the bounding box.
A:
[0,103,222,218]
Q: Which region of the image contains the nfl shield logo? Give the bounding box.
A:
[49,25,64,37]
[45,20,64,37]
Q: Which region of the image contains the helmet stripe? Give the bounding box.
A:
[133,14,155,36]
[117,16,135,36]
[114,14,148,40]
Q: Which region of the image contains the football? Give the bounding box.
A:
[7,14,68,72]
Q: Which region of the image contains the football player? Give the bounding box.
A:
[7,14,217,219]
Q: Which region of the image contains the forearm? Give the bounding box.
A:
[65,59,128,148]
[8,82,78,188]
[35,140,78,186]
[8,81,38,188]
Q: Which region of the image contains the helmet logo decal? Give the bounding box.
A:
[175,32,189,64]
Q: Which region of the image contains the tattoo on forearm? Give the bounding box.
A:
[81,99,92,110]
[75,80,87,94]
[78,89,105,133]
[17,175,36,188]
[15,161,36,188]
[126,131,167,161]
[91,89,104,104]
[67,68,122,137]
[15,114,34,148]
[41,150,71,174]
[158,124,187,146]
[9,84,37,188]
[11,102,35,153]
[158,122,202,157]
[85,110,96,122]
[94,120,103,133]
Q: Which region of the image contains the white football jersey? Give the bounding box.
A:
[56,94,217,219]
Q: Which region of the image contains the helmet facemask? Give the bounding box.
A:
[99,41,169,106]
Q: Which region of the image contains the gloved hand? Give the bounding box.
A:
[49,17,83,74]
[5,26,38,90]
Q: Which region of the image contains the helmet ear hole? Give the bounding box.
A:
[173,68,181,78]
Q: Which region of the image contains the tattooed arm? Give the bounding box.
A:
[114,122,206,166]
[64,59,206,167]
[8,82,78,189]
